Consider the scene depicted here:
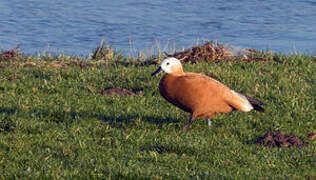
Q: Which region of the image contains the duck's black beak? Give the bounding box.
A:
[151,66,162,76]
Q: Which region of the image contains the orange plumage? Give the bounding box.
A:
[152,57,264,130]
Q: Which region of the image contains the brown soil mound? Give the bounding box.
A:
[100,88,136,96]
[167,41,233,63]
[254,131,308,148]
[165,41,270,63]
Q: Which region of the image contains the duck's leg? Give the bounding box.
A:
[206,119,212,126]
[183,116,196,130]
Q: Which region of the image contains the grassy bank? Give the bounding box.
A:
[0,48,315,178]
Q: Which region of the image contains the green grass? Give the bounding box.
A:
[0,54,315,179]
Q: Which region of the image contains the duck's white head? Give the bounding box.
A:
[151,57,183,76]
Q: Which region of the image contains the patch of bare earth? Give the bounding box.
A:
[254,131,309,148]
[100,88,136,96]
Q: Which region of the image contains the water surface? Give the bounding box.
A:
[0,0,315,56]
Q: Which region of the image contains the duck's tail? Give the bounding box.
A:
[244,95,265,112]
[229,91,265,112]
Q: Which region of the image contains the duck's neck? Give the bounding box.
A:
[170,65,184,76]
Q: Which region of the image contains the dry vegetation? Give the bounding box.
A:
[164,41,272,64]
[0,40,274,69]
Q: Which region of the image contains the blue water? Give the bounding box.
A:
[0,0,316,56]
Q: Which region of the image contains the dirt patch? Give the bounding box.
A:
[165,41,271,63]
[100,88,136,96]
[254,131,308,148]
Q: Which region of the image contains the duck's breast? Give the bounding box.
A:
[159,74,194,112]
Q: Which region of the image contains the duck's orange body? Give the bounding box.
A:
[159,73,234,117]
[152,57,264,130]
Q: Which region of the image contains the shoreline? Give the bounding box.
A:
[1,41,315,64]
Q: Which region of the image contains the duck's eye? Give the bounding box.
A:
[166,62,170,65]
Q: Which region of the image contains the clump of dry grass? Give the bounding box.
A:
[239,48,273,63]
[0,45,24,61]
[90,40,123,61]
[168,41,234,63]
[164,41,272,63]
[0,39,274,69]
[16,59,110,69]
[0,56,110,69]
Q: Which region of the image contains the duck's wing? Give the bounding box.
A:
[181,73,255,112]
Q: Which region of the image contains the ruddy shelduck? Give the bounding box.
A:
[152,57,264,130]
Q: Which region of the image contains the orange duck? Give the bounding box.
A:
[152,57,264,130]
